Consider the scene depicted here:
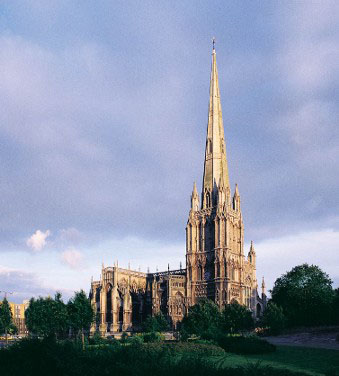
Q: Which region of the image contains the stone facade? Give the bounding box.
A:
[90,45,266,335]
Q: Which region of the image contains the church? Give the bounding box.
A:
[89,44,266,334]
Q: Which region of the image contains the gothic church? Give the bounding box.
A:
[90,45,266,334]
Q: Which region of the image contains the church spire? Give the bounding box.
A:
[202,40,230,208]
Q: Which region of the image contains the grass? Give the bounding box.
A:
[213,345,339,376]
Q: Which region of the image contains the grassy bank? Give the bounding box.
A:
[0,338,338,376]
[215,345,339,376]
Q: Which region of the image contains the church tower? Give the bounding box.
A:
[186,42,258,312]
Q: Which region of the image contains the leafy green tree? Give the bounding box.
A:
[180,298,222,340]
[25,293,68,339]
[333,288,339,325]
[141,312,169,332]
[271,264,334,326]
[67,290,94,347]
[222,301,254,334]
[0,298,17,344]
[260,301,286,335]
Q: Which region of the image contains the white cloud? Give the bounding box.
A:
[61,248,84,269]
[254,228,339,295]
[26,229,50,252]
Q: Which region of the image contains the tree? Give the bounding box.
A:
[180,298,222,340]
[333,288,339,325]
[141,312,169,333]
[25,293,68,339]
[271,264,334,326]
[260,301,286,335]
[67,290,94,347]
[0,298,17,344]
[222,301,254,334]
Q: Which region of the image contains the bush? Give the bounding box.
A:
[124,334,144,345]
[217,334,276,354]
[222,302,254,334]
[88,332,108,345]
[142,331,164,343]
[168,342,224,357]
[141,312,169,332]
[180,299,222,340]
[260,302,286,335]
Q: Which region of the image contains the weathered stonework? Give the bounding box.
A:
[90,45,266,335]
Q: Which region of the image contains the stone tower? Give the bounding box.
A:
[185,44,258,311]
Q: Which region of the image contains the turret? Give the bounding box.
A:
[261,276,266,297]
[233,184,240,211]
[191,182,200,211]
[248,240,256,266]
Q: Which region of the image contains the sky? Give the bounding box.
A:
[0,1,338,303]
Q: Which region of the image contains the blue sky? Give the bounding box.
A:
[0,1,338,302]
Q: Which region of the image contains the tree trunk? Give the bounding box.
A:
[81,328,85,350]
[5,327,8,345]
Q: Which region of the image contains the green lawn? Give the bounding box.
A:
[213,345,339,376]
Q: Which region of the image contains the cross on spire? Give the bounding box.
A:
[212,37,216,50]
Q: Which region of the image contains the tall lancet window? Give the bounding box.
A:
[208,138,213,154]
[198,264,203,280]
[206,192,211,208]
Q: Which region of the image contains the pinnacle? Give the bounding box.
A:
[202,44,230,206]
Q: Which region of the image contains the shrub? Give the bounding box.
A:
[141,312,169,332]
[222,302,254,334]
[125,334,144,345]
[142,331,164,343]
[168,342,224,357]
[88,332,108,345]
[217,334,276,354]
[260,302,286,335]
[120,332,129,344]
[180,299,222,340]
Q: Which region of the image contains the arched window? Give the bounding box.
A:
[224,259,227,278]
[216,262,220,278]
[198,264,203,280]
[206,192,211,207]
[231,267,235,281]
[208,139,213,154]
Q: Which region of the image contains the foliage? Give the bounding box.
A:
[25,293,68,338]
[180,298,222,340]
[217,334,276,354]
[271,264,334,326]
[0,337,314,376]
[67,290,94,342]
[125,334,144,345]
[141,312,169,332]
[333,288,339,324]
[0,298,17,341]
[25,291,94,341]
[222,301,254,334]
[260,301,286,335]
[120,332,129,344]
[142,331,164,343]
[88,332,109,346]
